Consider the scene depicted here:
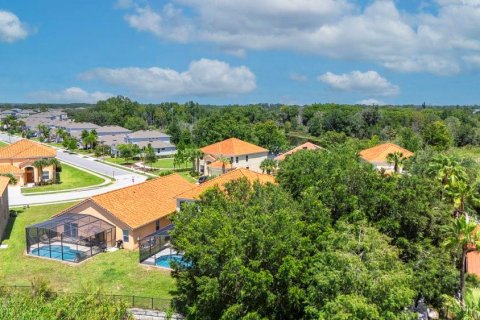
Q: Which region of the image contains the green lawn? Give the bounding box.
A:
[176,171,198,183]
[0,203,175,298]
[0,141,8,147]
[22,163,106,194]
[150,158,189,169]
[104,157,133,165]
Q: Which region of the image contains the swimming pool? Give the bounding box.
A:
[31,245,83,262]
[155,254,189,269]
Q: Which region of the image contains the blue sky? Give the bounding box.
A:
[0,0,479,105]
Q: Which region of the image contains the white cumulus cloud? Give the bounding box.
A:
[357,98,385,106]
[120,0,480,75]
[79,59,256,98]
[30,87,114,103]
[318,71,400,96]
[0,10,29,42]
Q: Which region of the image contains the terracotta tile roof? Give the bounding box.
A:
[275,142,323,161]
[0,164,24,174]
[0,176,10,192]
[208,160,234,169]
[89,174,195,229]
[0,139,56,159]
[177,168,275,200]
[468,251,480,278]
[359,143,414,163]
[200,138,268,156]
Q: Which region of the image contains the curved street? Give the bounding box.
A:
[0,133,147,206]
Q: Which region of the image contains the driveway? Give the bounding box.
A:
[0,133,147,206]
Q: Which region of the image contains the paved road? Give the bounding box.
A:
[0,133,147,206]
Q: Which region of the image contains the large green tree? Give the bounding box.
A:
[171,179,416,319]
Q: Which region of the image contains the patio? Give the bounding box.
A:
[26,213,116,263]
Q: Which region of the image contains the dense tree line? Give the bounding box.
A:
[67,97,480,153]
[170,144,480,319]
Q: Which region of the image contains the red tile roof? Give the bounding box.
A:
[275,142,323,161]
[467,251,480,278]
[0,139,56,159]
[201,138,268,156]
[0,164,24,174]
[57,174,195,230]
[0,176,10,192]
[359,143,413,163]
[177,168,275,200]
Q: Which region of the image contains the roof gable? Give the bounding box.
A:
[200,138,268,156]
[275,142,323,161]
[88,174,195,229]
[0,139,56,159]
[359,143,414,163]
[177,168,275,200]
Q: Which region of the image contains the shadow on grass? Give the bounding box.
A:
[1,209,23,243]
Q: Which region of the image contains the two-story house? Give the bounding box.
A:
[199,138,268,176]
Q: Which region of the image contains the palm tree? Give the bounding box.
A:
[427,155,468,187]
[54,128,66,143]
[386,151,404,174]
[217,156,231,174]
[445,180,480,218]
[32,158,50,185]
[443,287,480,319]
[187,148,203,173]
[443,216,480,304]
[260,158,278,174]
[0,173,17,185]
[46,158,62,184]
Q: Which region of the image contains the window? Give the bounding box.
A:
[122,229,129,242]
[156,220,160,231]
[246,155,249,162]
[235,157,239,163]
[42,171,50,181]
[230,157,234,164]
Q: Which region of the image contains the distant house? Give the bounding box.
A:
[199,138,268,176]
[95,125,131,137]
[126,130,171,144]
[175,168,275,210]
[136,140,177,156]
[274,142,323,161]
[28,110,68,121]
[0,177,10,242]
[59,122,100,135]
[359,143,414,173]
[0,139,57,186]
[98,134,128,156]
[51,174,195,250]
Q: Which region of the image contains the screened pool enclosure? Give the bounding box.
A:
[26,213,116,263]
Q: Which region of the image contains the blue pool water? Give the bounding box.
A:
[155,254,188,268]
[31,245,83,262]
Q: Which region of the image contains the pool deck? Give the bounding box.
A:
[141,247,178,270]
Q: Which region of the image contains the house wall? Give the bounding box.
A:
[154,146,177,156]
[0,158,55,186]
[199,152,268,176]
[72,201,173,250]
[0,184,10,241]
[128,136,171,144]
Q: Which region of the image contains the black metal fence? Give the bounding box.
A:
[0,285,172,311]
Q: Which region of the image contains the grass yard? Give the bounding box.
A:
[0,141,8,147]
[176,171,198,183]
[150,158,189,169]
[22,163,105,194]
[104,157,133,165]
[0,203,175,298]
